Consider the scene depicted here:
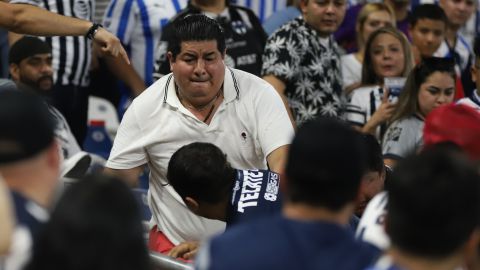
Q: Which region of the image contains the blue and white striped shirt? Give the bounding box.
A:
[103,0,186,86]
[230,0,286,23]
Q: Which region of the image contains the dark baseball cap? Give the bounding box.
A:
[0,90,55,164]
[8,36,51,64]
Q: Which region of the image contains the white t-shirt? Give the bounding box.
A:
[106,67,294,244]
[341,54,362,90]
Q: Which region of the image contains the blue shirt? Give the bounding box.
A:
[226,169,282,227]
[196,215,379,270]
[11,190,48,237]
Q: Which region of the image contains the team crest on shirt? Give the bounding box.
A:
[264,172,279,201]
[385,127,402,142]
[73,0,91,20]
[231,20,247,35]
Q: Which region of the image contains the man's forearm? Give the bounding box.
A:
[4,3,92,36]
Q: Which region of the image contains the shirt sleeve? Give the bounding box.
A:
[254,81,295,156]
[345,90,367,127]
[382,120,415,160]
[260,26,300,82]
[106,101,147,169]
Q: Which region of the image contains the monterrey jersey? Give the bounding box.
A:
[356,191,390,250]
[456,91,480,112]
[10,0,94,87]
[103,0,187,85]
[227,169,281,227]
[230,0,287,23]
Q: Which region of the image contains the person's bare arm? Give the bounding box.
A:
[263,75,296,128]
[103,53,146,96]
[2,2,129,63]
[267,145,289,174]
[103,166,143,187]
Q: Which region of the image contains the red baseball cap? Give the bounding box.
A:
[424,104,480,161]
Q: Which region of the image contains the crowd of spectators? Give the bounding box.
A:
[1,0,480,269]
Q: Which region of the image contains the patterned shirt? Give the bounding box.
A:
[262,17,344,125]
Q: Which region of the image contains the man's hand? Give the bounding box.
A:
[93,27,130,65]
[168,241,200,260]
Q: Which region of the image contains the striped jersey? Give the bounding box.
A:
[11,0,94,87]
[230,0,286,23]
[457,90,480,112]
[103,0,186,86]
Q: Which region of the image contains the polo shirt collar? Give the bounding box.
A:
[163,67,239,108]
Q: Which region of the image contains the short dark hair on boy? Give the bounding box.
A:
[168,14,226,60]
[409,4,447,28]
[286,117,367,210]
[387,147,480,258]
[167,142,235,204]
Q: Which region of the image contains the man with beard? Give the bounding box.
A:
[8,37,83,163]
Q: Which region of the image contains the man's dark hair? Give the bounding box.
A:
[25,174,151,270]
[362,134,384,173]
[167,142,235,204]
[286,117,367,210]
[387,147,480,258]
[409,4,447,28]
[168,14,226,60]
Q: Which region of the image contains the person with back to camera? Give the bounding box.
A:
[345,27,414,139]
[0,90,60,270]
[195,117,380,270]
[104,14,294,254]
[341,3,395,93]
[24,174,151,270]
[167,141,368,260]
[382,57,456,167]
[365,146,480,270]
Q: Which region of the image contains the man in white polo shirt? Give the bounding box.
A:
[105,14,294,254]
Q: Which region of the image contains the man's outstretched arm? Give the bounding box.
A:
[1,2,129,64]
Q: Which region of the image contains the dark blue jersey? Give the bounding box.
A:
[226,169,282,227]
[197,215,380,270]
[11,190,47,237]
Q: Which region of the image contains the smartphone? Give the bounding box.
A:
[384,77,406,103]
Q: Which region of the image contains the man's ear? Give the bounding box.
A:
[185,197,200,214]
[9,63,20,82]
[167,51,174,71]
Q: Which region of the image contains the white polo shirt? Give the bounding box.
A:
[106,67,294,244]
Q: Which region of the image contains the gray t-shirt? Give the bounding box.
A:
[382,115,424,160]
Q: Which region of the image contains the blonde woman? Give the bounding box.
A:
[346,27,414,139]
[341,3,395,93]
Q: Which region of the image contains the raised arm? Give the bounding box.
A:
[1,2,129,63]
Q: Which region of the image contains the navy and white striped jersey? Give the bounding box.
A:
[227,169,281,227]
[230,0,287,23]
[10,0,94,87]
[457,90,480,112]
[103,0,186,85]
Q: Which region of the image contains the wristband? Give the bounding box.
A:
[85,23,103,40]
